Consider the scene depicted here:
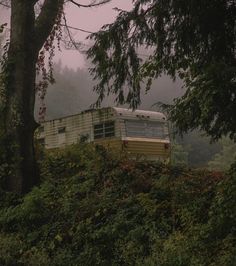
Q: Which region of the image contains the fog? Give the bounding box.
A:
[55,0,134,68]
[34,60,183,121]
[1,1,183,117]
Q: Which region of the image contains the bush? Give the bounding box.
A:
[0,143,235,265]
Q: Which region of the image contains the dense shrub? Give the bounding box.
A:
[0,143,235,265]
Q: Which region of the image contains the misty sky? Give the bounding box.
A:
[0,0,133,68]
[0,1,183,111]
[59,0,133,68]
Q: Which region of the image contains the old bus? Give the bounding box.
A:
[36,107,171,161]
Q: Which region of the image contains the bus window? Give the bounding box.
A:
[125,120,165,139]
[94,121,115,139]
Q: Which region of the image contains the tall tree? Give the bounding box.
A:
[88,0,236,141]
[0,0,110,194]
[0,0,64,194]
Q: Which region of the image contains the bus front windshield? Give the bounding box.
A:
[125,120,168,139]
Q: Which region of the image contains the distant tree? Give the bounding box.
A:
[88,0,236,141]
[0,0,111,194]
[35,62,97,120]
[39,65,184,120]
[177,131,222,167]
[171,142,188,166]
[208,138,236,171]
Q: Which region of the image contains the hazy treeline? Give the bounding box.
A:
[35,60,184,120]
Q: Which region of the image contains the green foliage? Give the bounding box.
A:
[0,134,22,189]
[0,144,235,265]
[87,0,236,141]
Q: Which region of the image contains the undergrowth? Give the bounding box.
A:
[0,143,235,265]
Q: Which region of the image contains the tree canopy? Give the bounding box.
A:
[88,0,236,141]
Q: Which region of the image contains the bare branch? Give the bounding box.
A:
[62,12,83,51]
[60,23,94,34]
[0,1,10,8]
[69,0,111,8]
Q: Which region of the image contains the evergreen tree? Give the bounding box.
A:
[88,0,236,141]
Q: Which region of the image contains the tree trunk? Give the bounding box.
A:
[0,0,63,194]
[2,1,38,193]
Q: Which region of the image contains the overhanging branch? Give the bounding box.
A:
[60,23,94,34]
[62,12,80,50]
[69,0,111,8]
[0,1,10,8]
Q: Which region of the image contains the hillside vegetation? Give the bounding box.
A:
[0,144,235,265]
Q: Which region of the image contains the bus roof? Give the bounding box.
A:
[39,107,167,124]
[112,107,166,121]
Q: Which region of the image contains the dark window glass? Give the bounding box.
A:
[94,121,115,139]
[58,127,66,134]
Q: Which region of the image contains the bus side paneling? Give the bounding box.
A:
[123,139,170,158]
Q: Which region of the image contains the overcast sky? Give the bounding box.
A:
[60,0,133,68]
[0,1,183,111]
[0,0,133,68]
